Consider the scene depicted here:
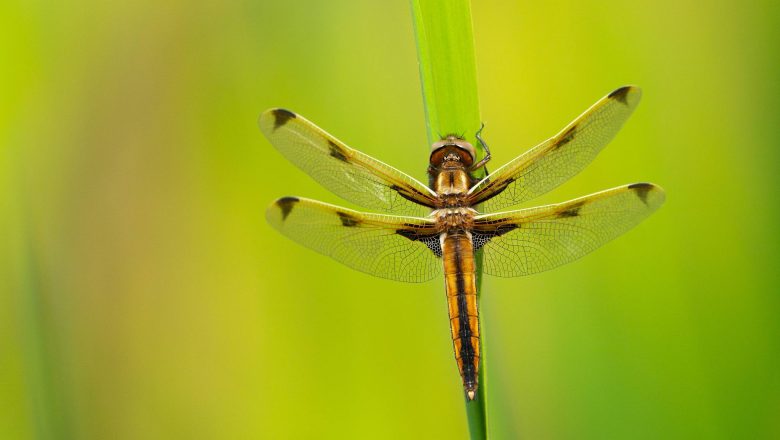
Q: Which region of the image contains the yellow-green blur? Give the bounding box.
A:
[1,1,778,438]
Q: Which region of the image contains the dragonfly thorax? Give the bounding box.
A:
[433,207,477,231]
[435,192,469,210]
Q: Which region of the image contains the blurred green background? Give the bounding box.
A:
[2,0,779,438]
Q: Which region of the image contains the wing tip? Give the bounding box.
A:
[266,196,301,224]
[259,108,297,132]
[627,182,665,208]
[608,85,642,106]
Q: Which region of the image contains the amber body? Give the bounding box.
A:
[428,140,481,399]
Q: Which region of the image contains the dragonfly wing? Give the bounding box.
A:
[468,86,642,211]
[260,109,437,216]
[471,183,665,277]
[267,197,442,282]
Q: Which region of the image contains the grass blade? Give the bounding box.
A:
[410,1,488,438]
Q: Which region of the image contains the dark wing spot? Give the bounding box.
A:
[390,184,436,208]
[396,229,417,240]
[470,176,515,206]
[557,201,586,218]
[608,86,631,105]
[327,139,349,162]
[628,182,653,206]
[496,176,515,190]
[276,196,299,221]
[336,211,360,227]
[420,235,442,257]
[396,228,442,257]
[471,224,518,251]
[495,223,519,236]
[271,109,296,131]
[391,184,421,204]
[554,125,577,150]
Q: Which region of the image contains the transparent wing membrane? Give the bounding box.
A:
[262,87,665,283]
[266,197,441,282]
[469,86,642,211]
[260,109,437,216]
[472,183,665,277]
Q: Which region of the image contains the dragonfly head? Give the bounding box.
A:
[430,135,476,168]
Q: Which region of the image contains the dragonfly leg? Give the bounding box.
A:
[471,123,491,171]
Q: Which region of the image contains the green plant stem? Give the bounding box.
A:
[5,147,73,438]
[410,1,488,438]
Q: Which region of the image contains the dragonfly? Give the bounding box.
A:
[260,86,664,400]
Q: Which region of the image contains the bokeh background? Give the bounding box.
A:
[2,0,779,438]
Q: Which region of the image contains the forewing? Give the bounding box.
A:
[266,197,442,283]
[260,109,437,216]
[468,86,642,211]
[472,183,665,277]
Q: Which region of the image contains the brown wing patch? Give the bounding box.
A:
[395,224,442,257]
[472,183,665,278]
[395,229,418,240]
[554,124,578,150]
[608,86,631,105]
[259,109,437,216]
[327,139,349,162]
[494,223,519,236]
[467,86,642,211]
[467,176,515,206]
[471,220,520,251]
[556,200,586,218]
[628,182,653,205]
[265,197,442,282]
[336,211,361,227]
[270,109,296,131]
[276,196,299,221]
[390,184,438,208]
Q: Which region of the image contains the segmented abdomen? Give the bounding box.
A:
[441,231,480,398]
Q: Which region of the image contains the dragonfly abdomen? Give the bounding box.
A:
[442,231,480,400]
